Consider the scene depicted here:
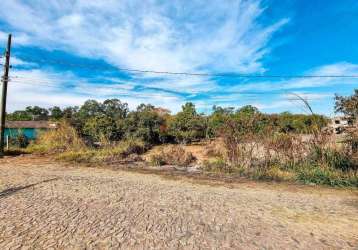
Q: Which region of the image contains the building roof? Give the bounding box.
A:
[153,107,171,116]
[5,121,58,129]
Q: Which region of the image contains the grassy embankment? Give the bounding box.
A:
[24,122,358,187]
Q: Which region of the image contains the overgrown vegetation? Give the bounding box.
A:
[7,99,328,146]
[28,121,85,154]
[149,145,196,166]
[57,139,147,164]
[201,90,358,187]
[8,89,358,187]
[28,121,147,163]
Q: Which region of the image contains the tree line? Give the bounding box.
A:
[7,99,330,145]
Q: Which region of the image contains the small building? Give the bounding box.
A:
[329,116,354,134]
[5,121,58,140]
[153,107,171,116]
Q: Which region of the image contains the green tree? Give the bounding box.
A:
[207,105,234,138]
[7,110,32,121]
[123,104,164,144]
[49,106,64,120]
[236,105,259,116]
[102,99,129,120]
[25,106,49,120]
[169,102,206,143]
[62,106,79,119]
[76,100,104,121]
[335,89,358,119]
[83,115,120,142]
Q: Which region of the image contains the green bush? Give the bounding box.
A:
[308,147,356,171]
[295,165,358,187]
[168,103,206,143]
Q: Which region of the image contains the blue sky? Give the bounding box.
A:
[0,0,357,115]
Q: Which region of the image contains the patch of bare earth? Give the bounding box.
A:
[0,156,357,249]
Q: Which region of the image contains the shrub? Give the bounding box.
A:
[219,116,264,167]
[295,164,358,187]
[149,145,196,166]
[204,140,226,158]
[202,158,232,173]
[57,139,147,163]
[263,132,306,166]
[149,154,166,166]
[168,102,207,144]
[9,133,29,148]
[28,121,85,154]
[112,138,147,157]
[123,104,164,144]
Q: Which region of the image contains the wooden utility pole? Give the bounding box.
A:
[0,34,12,157]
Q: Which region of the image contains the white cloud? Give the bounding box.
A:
[0,30,30,45]
[0,0,293,112]
[225,62,358,93]
[0,0,287,74]
[6,67,186,112]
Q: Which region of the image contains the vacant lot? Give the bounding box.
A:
[0,156,357,249]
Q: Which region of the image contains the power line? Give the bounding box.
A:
[13,56,358,79]
[8,80,334,101]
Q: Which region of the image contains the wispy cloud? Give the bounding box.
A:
[0,0,292,112]
[8,67,186,112]
[0,0,287,74]
[225,62,358,93]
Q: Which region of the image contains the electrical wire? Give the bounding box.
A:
[8,80,333,102]
[8,76,337,97]
[13,56,358,79]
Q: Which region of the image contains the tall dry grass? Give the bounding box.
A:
[203,117,358,186]
[149,145,196,166]
[28,121,148,164]
[28,121,85,154]
[57,138,147,163]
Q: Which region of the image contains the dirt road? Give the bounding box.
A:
[0,156,357,249]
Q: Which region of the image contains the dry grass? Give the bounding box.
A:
[57,139,147,163]
[26,121,148,164]
[148,145,196,166]
[205,121,358,187]
[28,121,85,154]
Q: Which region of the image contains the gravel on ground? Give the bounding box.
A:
[0,156,357,249]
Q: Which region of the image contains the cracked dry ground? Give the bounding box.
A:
[0,157,357,249]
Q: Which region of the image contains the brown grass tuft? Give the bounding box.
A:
[149,145,196,167]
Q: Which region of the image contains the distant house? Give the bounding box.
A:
[153,107,171,116]
[5,121,58,140]
[329,116,354,134]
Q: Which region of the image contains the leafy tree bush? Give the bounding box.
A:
[49,106,64,120]
[207,105,234,138]
[6,99,329,147]
[7,110,32,121]
[123,104,164,144]
[71,99,128,142]
[83,115,121,143]
[25,106,49,120]
[168,102,207,143]
[335,89,358,119]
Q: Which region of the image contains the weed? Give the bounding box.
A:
[57,138,147,163]
[28,121,85,154]
[148,145,196,166]
[202,158,232,173]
